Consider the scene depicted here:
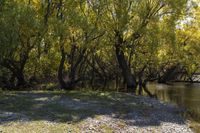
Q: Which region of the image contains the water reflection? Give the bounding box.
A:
[148,83,200,121]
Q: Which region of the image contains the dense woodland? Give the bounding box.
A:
[0,0,200,95]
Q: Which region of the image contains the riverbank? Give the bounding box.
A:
[0,91,193,133]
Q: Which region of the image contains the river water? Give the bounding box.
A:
[148,83,200,122]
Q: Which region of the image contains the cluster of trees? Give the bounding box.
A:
[0,0,200,95]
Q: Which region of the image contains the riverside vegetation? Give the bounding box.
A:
[0,0,200,132]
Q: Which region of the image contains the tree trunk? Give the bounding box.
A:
[138,76,143,95]
[58,45,83,90]
[58,47,72,90]
[158,65,179,83]
[142,81,154,97]
[16,71,26,87]
[115,32,137,93]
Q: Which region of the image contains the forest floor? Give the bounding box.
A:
[0,90,193,133]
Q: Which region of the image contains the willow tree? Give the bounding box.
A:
[155,0,199,83]
[96,0,186,92]
[175,1,200,82]
[0,1,44,87]
[0,0,194,90]
[42,0,104,89]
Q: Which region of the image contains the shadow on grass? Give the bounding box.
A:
[0,91,186,127]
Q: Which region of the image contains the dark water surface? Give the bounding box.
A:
[148,83,200,122]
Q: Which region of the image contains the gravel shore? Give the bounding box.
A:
[78,95,193,133]
[0,91,193,133]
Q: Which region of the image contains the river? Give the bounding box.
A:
[148,83,200,121]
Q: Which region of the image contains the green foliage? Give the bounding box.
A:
[0,0,199,88]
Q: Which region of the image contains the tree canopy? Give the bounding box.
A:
[0,0,200,94]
